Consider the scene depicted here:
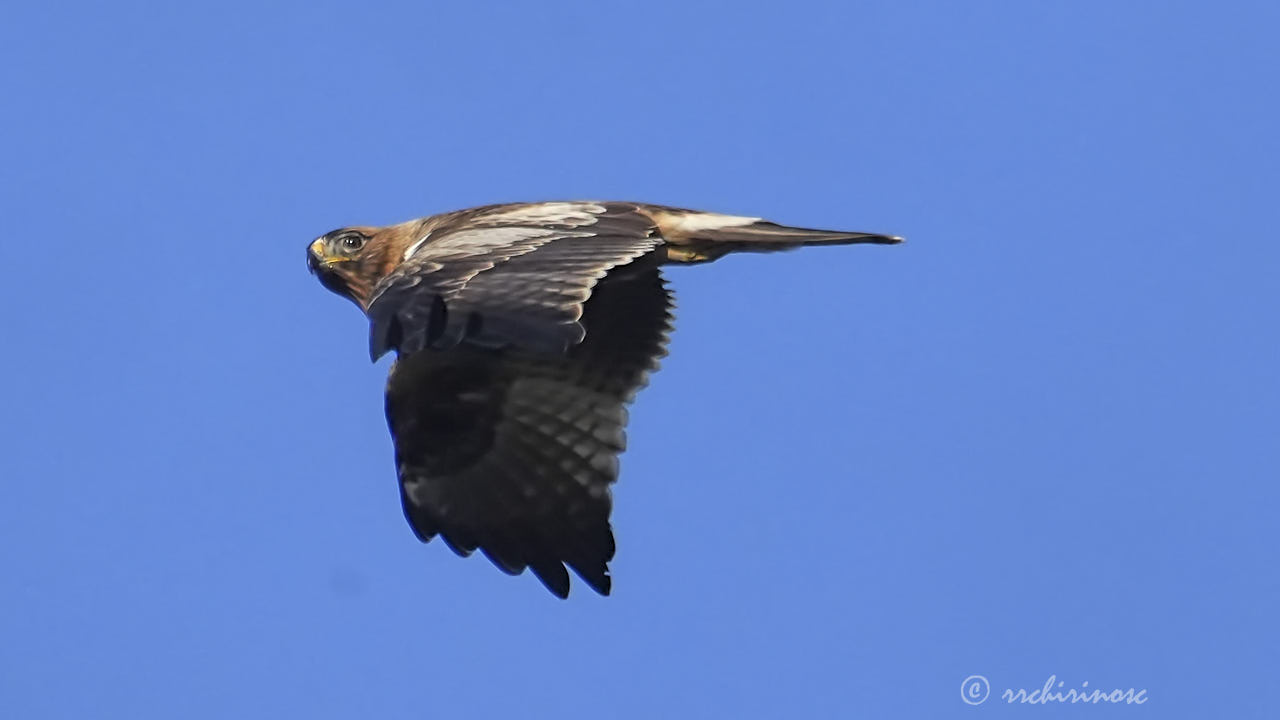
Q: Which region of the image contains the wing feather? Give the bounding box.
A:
[385,266,673,597]
[367,202,661,359]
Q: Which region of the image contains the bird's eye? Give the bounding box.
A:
[340,234,365,252]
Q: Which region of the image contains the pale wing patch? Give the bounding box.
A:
[420,226,572,260]
[643,207,764,244]
[667,211,761,233]
[381,225,577,304]
[472,202,607,228]
[402,231,432,261]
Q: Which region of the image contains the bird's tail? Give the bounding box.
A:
[641,206,903,265]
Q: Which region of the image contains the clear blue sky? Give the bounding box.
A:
[2,1,1276,717]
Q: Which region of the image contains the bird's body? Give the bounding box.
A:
[307,201,900,597]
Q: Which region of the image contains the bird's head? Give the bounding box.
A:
[307,226,387,309]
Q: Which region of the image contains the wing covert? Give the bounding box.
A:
[367,202,661,360]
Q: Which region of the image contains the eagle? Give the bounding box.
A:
[307,201,901,597]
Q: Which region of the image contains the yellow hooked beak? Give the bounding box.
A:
[309,238,351,265]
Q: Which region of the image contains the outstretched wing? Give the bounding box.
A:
[366,202,661,360]
[361,200,898,596]
[384,265,673,597]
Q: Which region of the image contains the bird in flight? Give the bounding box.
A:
[307,201,901,597]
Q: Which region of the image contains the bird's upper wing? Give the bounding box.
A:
[366,202,662,360]
[384,264,674,597]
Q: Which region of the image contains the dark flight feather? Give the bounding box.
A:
[385,263,674,597]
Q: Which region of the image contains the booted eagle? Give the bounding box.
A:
[307,201,901,597]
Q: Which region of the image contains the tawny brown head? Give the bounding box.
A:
[307,224,409,310]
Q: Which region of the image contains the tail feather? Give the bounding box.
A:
[641,206,902,264]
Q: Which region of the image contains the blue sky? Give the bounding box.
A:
[2,1,1277,717]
